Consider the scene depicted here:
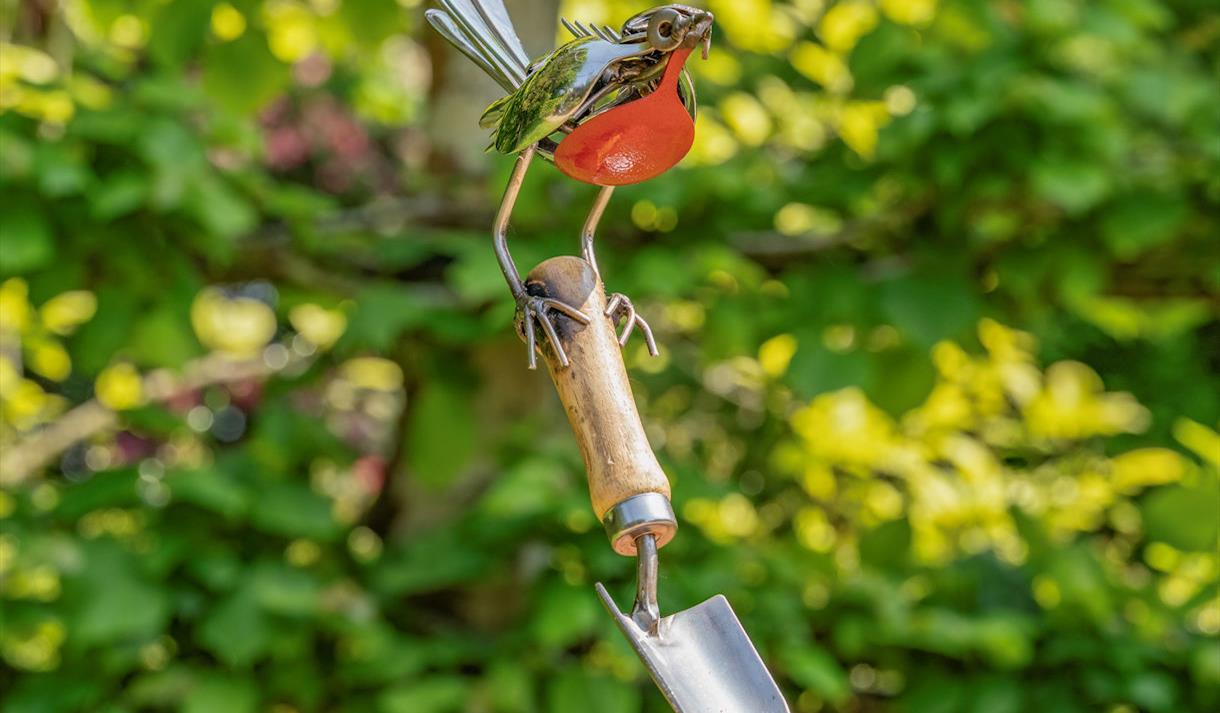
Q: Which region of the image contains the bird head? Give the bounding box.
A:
[621,5,714,60]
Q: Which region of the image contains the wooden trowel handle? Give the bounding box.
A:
[524,257,673,546]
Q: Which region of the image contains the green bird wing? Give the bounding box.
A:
[480,94,513,129]
[486,36,651,155]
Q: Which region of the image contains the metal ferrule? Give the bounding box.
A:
[602,492,677,556]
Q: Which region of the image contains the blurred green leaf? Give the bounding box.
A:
[336,625,429,686]
[780,643,850,704]
[903,672,967,713]
[406,379,477,489]
[70,287,139,374]
[484,659,536,713]
[868,344,935,415]
[529,580,599,650]
[788,341,871,397]
[182,674,258,713]
[974,616,1033,670]
[1127,671,1178,713]
[372,530,491,595]
[966,675,1022,713]
[1192,641,1220,687]
[1,674,104,713]
[201,32,289,116]
[859,519,911,569]
[1100,191,1187,259]
[69,544,170,648]
[184,175,257,244]
[1142,480,1220,552]
[249,562,320,616]
[343,282,428,351]
[169,466,251,519]
[89,170,149,221]
[197,586,273,668]
[55,468,140,520]
[337,0,404,47]
[35,142,91,197]
[146,0,213,69]
[128,302,202,367]
[1030,157,1110,215]
[478,457,566,518]
[124,665,197,709]
[0,202,54,274]
[378,677,468,713]
[546,669,640,713]
[249,482,341,541]
[880,273,980,349]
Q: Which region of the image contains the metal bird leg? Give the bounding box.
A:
[581,186,659,357]
[580,185,614,280]
[495,145,590,369]
[605,292,658,356]
[493,146,535,300]
[433,2,717,369]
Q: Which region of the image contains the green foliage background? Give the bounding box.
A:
[1,0,1218,711]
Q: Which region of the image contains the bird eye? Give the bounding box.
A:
[646,8,685,51]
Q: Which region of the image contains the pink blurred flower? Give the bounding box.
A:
[352,455,386,495]
[264,126,310,171]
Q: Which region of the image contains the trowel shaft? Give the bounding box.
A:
[630,533,661,633]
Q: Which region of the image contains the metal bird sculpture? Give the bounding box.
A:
[426,1,713,369]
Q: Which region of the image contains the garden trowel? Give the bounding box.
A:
[524,256,790,713]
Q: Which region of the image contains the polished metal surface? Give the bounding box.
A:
[493,145,591,370]
[426,0,531,91]
[428,3,716,366]
[602,492,677,555]
[561,17,624,43]
[597,584,790,713]
[646,8,686,51]
[605,292,658,355]
[442,0,528,76]
[493,145,536,301]
[631,533,661,634]
[678,67,697,119]
[580,185,615,280]
[490,36,652,154]
[426,10,517,92]
[465,0,530,69]
[621,4,714,58]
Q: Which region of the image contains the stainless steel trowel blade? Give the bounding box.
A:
[596,583,790,713]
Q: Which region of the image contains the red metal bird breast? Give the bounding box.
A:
[555,48,695,186]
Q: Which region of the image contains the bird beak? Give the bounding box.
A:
[678,12,714,58]
[694,13,714,59]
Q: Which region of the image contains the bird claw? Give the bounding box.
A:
[517,294,590,369]
[604,293,658,357]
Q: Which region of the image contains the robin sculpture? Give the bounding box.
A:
[426,1,713,368]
